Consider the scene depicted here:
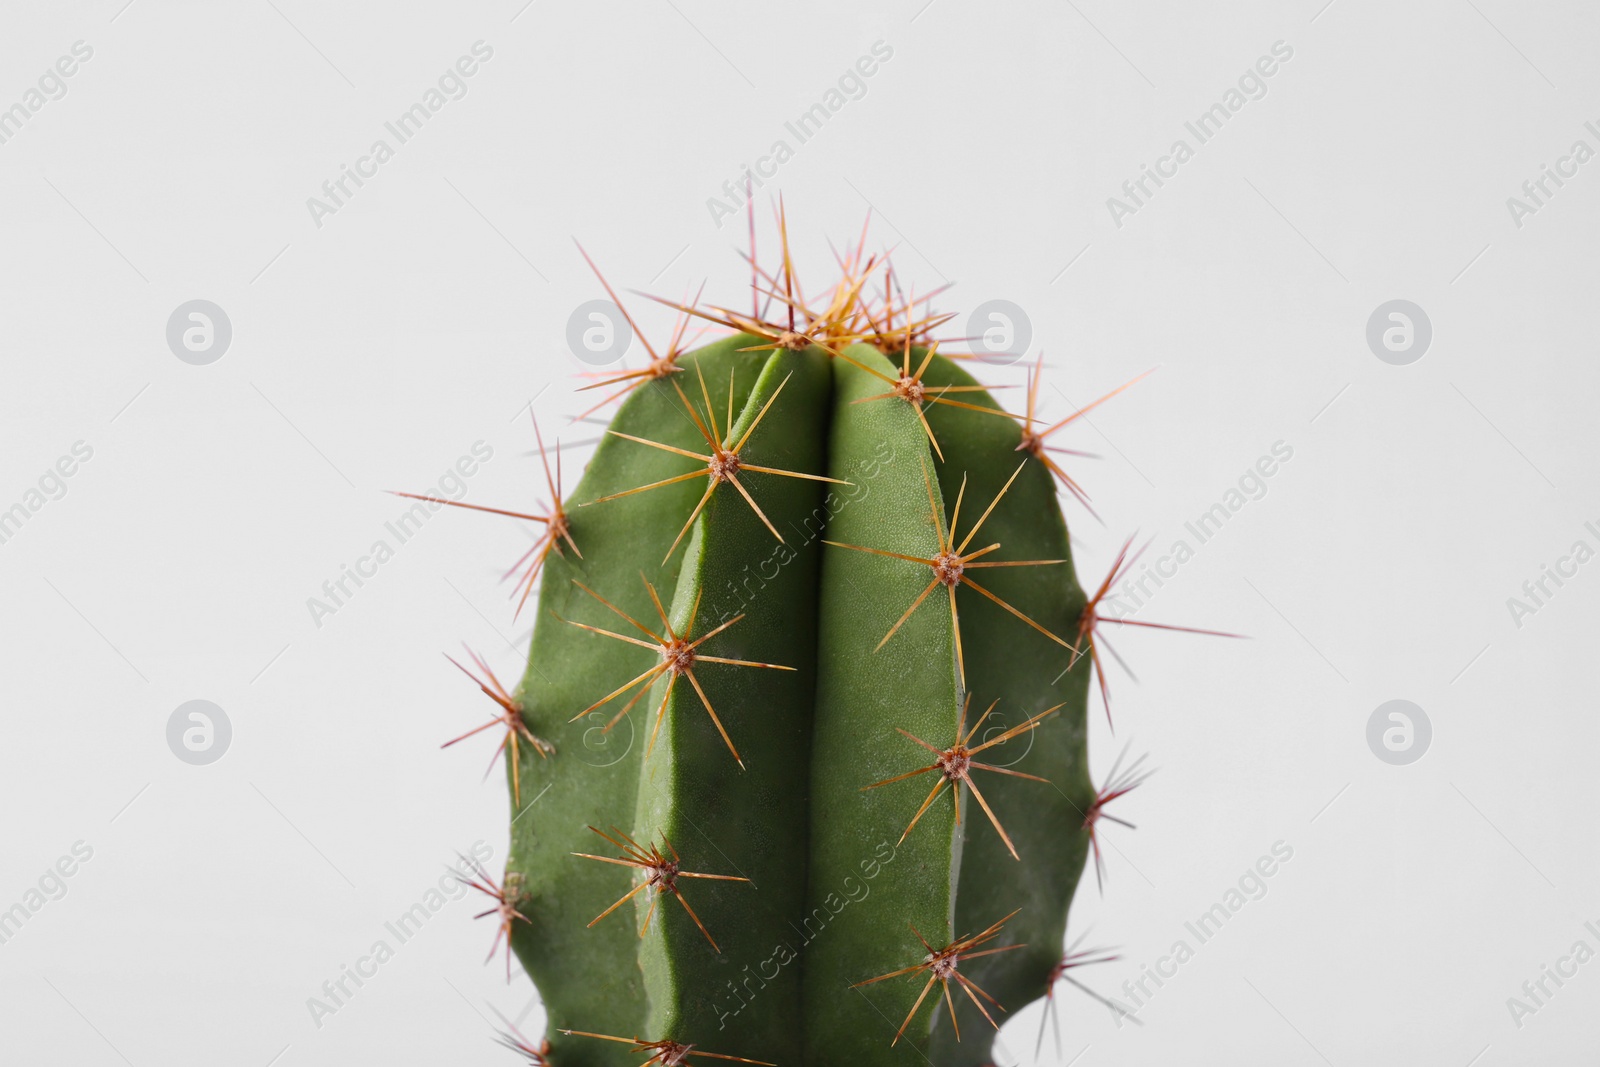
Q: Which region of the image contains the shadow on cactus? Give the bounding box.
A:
[408,207,1238,1066]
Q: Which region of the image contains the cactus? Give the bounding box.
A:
[413,211,1230,1066]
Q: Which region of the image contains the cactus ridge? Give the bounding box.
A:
[408,208,1238,1066]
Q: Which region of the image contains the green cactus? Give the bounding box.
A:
[417,217,1219,1067]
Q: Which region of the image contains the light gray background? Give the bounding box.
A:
[2,1,1596,1064]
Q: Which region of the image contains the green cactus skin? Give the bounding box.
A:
[505,336,771,1066]
[495,332,1095,1066]
[634,345,832,1056]
[920,354,1094,1067]
[799,345,964,1066]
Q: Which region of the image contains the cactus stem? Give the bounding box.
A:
[572,827,752,954]
[559,1029,775,1065]
[850,908,1026,1045]
[1083,742,1155,893]
[442,645,551,807]
[742,259,883,354]
[760,206,891,351]
[465,210,1111,1062]
[585,363,851,563]
[1074,535,1245,726]
[1035,931,1136,1058]
[823,458,1070,684]
[641,269,871,356]
[558,575,795,767]
[862,694,1062,860]
[389,414,577,618]
[455,854,529,983]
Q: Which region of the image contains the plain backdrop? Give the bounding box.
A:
[1,1,1597,1065]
